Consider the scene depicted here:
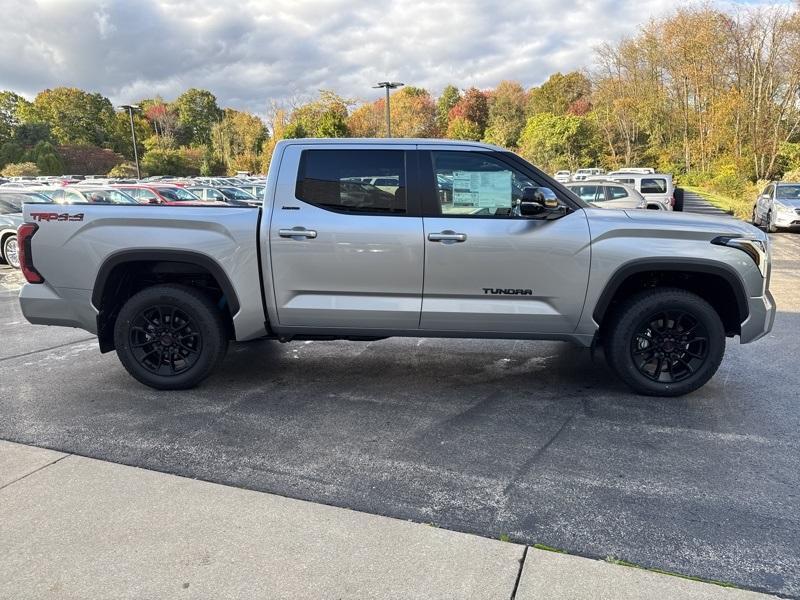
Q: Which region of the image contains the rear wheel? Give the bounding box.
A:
[2,235,19,269]
[606,288,725,397]
[113,284,228,390]
[673,187,684,212]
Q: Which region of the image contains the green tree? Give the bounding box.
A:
[211,109,268,173]
[109,111,150,161]
[527,72,592,116]
[436,85,461,132]
[173,88,222,146]
[289,90,351,138]
[446,117,482,141]
[28,141,63,175]
[0,91,31,143]
[484,80,527,147]
[1,162,39,177]
[12,122,52,147]
[517,112,600,171]
[26,87,116,146]
[0,142,24,169]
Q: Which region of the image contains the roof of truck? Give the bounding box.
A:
[277,138,506,151]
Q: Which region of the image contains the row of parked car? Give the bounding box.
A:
[554,168,681,211]
[0,175,267,269]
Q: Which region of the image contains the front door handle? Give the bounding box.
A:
[279,227,317,239]
[428,231,467,242]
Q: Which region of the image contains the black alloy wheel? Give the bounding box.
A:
[129,304,203,376]
[630,310,709,383]
[114,284,228,390]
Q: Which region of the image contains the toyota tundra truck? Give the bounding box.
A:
[17,139,775,396]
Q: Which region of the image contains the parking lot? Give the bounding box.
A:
[1,228,799,598]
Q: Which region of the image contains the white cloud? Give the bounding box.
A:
[0,0,791,113]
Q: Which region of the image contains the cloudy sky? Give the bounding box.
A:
[0,0,790,113]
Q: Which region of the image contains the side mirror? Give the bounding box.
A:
[520,187,564,218]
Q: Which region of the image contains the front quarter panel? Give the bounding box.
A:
[578,209,768,339]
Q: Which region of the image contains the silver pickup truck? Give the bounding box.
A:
[18,139,775,396]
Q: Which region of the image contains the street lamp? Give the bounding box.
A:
[119,104,141,179]
[372,81,404,137]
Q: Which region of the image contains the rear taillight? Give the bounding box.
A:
[670,195,676,207]
[17,223,43,284]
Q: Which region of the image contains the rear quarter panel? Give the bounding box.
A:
[23,204,266,340]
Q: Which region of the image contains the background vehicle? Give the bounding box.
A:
[564,181,646,209]
[112,184,224,206]
[572,168,605,181]
[51,187,138,204]
[17,139,774,397]
[187,185,259,207]
[0,206,23,269]
[752,182,800,232]
[604,172,676,211]
[554,170,571,183]
[0,191,54,212]
[609,168,655,175]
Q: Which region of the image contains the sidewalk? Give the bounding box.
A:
[0,440,778,600]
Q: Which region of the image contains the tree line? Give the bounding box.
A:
[2,4,799,204]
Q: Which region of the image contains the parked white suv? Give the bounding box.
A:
[604,172,675,210]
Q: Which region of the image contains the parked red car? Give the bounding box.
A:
[112,184,228,206]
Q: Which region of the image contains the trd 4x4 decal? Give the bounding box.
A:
[30,212,84,222]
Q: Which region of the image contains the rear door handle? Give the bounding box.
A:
[428,231,467,242]
[279,227,317,239]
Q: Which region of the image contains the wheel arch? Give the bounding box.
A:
[593,258,749,337]
[92,249,241,353]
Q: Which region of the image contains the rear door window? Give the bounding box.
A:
[640,178,667,194]
[570,185,600,203]
[607,186,629,200]
[296,150,406,214]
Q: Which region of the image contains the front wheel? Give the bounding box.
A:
[3,235,19,269]
[113,284,228,390]
[767,211,779,233]
[605,288,725,397]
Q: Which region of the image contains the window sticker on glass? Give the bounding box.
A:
[452,171,512,209]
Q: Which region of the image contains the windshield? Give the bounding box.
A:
[776,185,800,200]
[219,187,256,200]
[158,187,199,201]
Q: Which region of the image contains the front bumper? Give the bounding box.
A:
[774,211,800,228]
[740,289,776,344]
[19,283,98,333]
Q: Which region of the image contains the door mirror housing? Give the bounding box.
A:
[520,187,566,219]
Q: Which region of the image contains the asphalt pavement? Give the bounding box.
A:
[1,214,799,597]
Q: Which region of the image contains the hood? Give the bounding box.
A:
[622,209,763,237]
[775,197,800,208]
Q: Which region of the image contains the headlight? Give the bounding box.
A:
[711,236,769,277]
[775,201,794,213]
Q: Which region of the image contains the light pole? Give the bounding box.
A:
[372,81,404,137]
[119,104,141,179]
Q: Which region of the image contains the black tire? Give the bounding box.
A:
[673,187,684,212]
[751,207,760,227]
[605,288,725,397]
[113,284,228,390]
[2,234,19,269]
[766,211,779,233]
